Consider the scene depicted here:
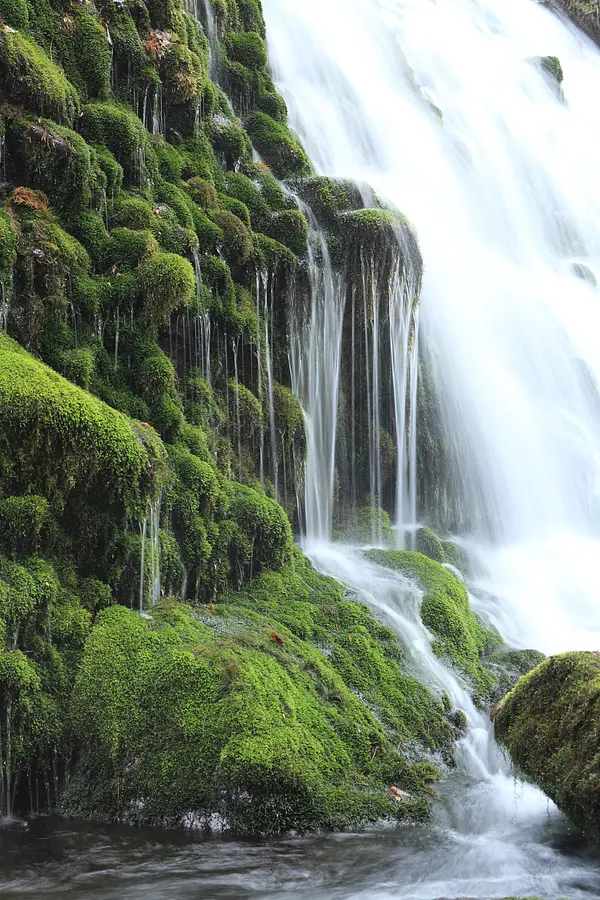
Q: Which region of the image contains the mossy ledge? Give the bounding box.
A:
[495,652,600,841]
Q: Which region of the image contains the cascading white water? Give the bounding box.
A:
[263,0,600,652]
[289,209,346,539]
[262,0,600,893]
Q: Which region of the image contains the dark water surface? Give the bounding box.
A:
[1,796,600,900]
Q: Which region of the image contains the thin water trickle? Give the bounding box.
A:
[289,208,346,540]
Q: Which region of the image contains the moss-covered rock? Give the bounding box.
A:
[0,333,165,514]
[297,176,364,227]
[532,54,564,97]
[495,652,600,839]
[64,550,465,833]
[80,103,159,184]
[0,29,79,124]
[246,111,311,179]
[138,251,196,321]
[415,526,445,563]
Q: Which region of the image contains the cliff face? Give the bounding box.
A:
[544,0,600,44]
[0,0,541,833]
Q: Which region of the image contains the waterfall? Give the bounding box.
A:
[0,131,6,182]
[0,281,8,333]
[263,0,600,651]
[152,85,164,137]
[289,203,421,543]
[262,271,279,499]
[289,213,346,540]
[139,495,162,612]
[184,0,218,79]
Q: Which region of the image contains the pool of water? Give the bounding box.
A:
[1,776,599,900]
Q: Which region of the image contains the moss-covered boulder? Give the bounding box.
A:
[64,551,465,833]
[415,526,445,563]
[495,652,600,839]
[246,111,311,179]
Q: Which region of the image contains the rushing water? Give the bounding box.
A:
[1,811,599,899]
[263,0,600,652]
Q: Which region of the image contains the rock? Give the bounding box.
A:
[495,652,600,839]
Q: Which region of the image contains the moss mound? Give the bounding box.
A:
[495,652,600,840]
[64,552,463,833]
[0,334,165,509]
[0,29,79,123]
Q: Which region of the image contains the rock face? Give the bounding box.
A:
[495,652,600,839]
[546,0,600,46]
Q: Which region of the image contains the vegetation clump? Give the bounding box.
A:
[64,552,463,833]
[495,652,600,840]
[0,0,473,838]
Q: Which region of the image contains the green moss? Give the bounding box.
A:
[224,171,271,231]
[69,212,109,270]
[185,176,219,211]
[364,550,497,697]
[536,55,564,86]
[0,332,165,515]
[206,114,252,169]
[107,228,159,272]
[253,233,297,269]
[340,208,410,251]
[0,496,49,556]
[94,146,124,199]
[230,378,263,429]
[440,540,470,575]
[227,483,293,578]
[334,508,395,547]
[7,118,106,214]
[0,0,28,28]
[297,176,363,227]
[112,193,155,230]
[0,208,17,291]
[80,103,159,185]
[72,11,112,100]
[495,652,600,839]
[155,139,183,182]
[164,42,203,105]
[63,548,459,832]
[61,348,95,390]
[180,134,223,185]
[0,31,79,124]
[246,112,311,180]
[211,209,252,264]
[415,527,445,563]
[267,209,308,257]
[228,31,267,70]
[138,251,196,321]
